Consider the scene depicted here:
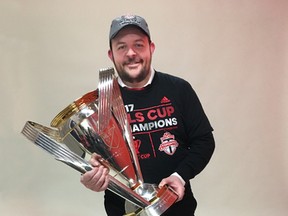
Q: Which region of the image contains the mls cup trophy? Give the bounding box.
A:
[22,68,178,216]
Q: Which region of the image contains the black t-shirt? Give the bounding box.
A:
[120,71,214,183]
[104,71,215,215]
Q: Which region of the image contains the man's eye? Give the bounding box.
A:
[135,43,144,48]
[117,45,126,50]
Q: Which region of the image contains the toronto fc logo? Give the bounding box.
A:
[159,132,179,155]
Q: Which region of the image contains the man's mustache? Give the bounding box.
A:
[124,58,143,65]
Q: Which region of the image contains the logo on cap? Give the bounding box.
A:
[119,15,140,26]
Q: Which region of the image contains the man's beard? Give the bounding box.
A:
[114,57,151,84]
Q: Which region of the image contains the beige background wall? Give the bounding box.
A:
[1,0,287,215]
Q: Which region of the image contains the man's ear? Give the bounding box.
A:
[108,50,113,61]
[150,42,155,54]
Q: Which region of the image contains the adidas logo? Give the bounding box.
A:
[161,96,170,103]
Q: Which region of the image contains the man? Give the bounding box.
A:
[81,14,215,216]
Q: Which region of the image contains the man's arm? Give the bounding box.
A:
[175,132,215,182]
[159,132,215,201]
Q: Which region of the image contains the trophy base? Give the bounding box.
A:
[124,184,178,216]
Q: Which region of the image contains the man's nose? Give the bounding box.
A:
[126,48,136,56]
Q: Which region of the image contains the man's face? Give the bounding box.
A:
[108,26,155,87]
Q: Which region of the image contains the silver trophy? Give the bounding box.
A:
[22,68,178,216]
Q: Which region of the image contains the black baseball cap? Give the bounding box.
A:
[109,14,151,40]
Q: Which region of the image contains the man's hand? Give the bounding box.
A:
[159,174,185,202]
[80,153,109,192]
